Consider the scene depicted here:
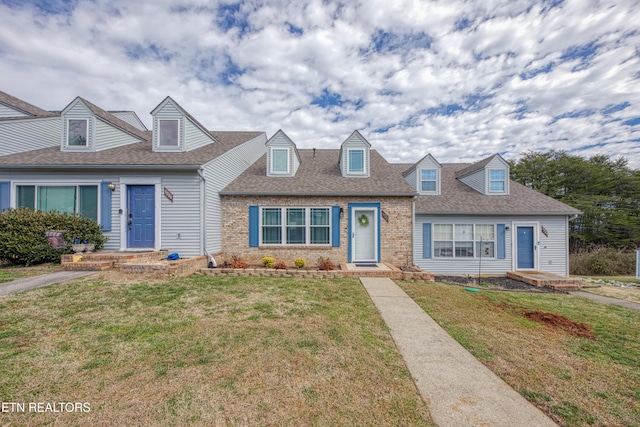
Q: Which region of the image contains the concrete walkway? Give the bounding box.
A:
[360,277,556,427]
[0,271,95,297]
[569,291,640,311]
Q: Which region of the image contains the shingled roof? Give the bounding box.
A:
[0,90,56,117]
[414,163,580,215]
[75,97,149,141]
[222,149,417,196]
[0,131,263,168]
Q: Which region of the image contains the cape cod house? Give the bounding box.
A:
[0,90,580,276]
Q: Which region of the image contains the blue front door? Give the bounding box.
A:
[127,185,155,248]
[516,226,535,269]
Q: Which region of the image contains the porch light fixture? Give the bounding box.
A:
[340,207,344,218]
[107,182,116,192]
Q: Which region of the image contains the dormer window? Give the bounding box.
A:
[271,148,290,174]
[67,119,88,146]
[348,149,365,174]
[421,169,437,192]
[489,170,505,192]
[159,119,179,147]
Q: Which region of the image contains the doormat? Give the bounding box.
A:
[355,263,378,268]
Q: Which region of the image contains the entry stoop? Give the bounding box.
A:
[507,271,583,291]
[61,251,169,271]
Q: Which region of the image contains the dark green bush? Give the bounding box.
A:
[569,247,635,276]
[0,208,108,266]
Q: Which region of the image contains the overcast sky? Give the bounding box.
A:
[1,0,638,167]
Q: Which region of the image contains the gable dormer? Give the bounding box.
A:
[339,130,371,178]
[266,130,300,177]
[456,154,510,195]
[151,97,215,152]
[60,98,95,152]
[403,153,442,195]
[60,97,147,152]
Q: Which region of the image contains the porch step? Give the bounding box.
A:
[62,260,113,271]
[507,271,583,291]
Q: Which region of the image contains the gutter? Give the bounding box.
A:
[220,191,419,197]
[414,211,582,216]
[0,164,202,170]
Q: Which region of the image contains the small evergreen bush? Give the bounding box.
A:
[262,256,276,268]
[0,208,107,266]
[294,258,306,269]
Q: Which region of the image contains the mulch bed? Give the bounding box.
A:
[435,275,565,293]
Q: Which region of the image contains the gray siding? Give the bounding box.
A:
[459,169,485,194]
[404,169,416,188]
[184,118,214,151]
[0,117,61,155]
[203,133,267,254]
[110,112,147,131]
[0,103,29,118]
[62,102,94,151]
[340,133,370,177]
[160,173,203,257]
[414,214,570,276]
[94,118,141,151]
[266,131,299,176]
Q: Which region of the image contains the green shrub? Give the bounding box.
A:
[262,256,276,268]
[294,258,306,269]
[570,247,635,276]
[0,208,108,266]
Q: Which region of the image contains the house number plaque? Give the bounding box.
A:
[164,187,174,202]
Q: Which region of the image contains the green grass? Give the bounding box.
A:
[400,281,640,427]
[0,274,433,426]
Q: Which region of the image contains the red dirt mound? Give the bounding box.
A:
[523,311,596,339]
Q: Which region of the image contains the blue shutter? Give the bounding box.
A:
[331,206,341,247]
[497,224,506,259]
[100,182,112,231]
[422,222,432,259]
[0,182,9,213]
[249,206,259,247]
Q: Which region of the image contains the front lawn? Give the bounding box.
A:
[399,281,640,427]
[0,274,433,426]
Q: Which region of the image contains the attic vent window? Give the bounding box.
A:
[348,149,365,174]
[67,119,88,146]
[489,170,506,192]
[159,119,179,146]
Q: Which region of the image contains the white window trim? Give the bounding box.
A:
[157,118,181,149]
[119,177,162,251]
[259,206,332,246]
[432,223,497,259]
[488,169,507,193]
[11,180,102,222]
[65,118,90,149]
[347,148,366,175]
[270,147,290,175]
[419,168,439,194]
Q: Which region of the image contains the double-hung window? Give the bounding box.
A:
[260,207,330,245]
[433,224,496,258]
[271,148,289,174]
[16,184,98,221]
[67,119,88,146]
[489,170,505,192]
[348,149,365,174]
[159,119,179,147]
[420,169,437,192]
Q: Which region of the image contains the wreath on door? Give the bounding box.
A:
[358,214,369,227]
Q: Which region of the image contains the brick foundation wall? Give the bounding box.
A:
[220,195,413,267]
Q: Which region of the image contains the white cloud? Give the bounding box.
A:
[0,0,638,167]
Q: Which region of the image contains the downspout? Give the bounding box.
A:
[198,167,216,268]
